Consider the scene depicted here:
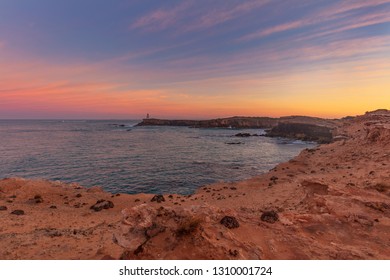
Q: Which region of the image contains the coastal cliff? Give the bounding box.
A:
[136,115,339,129]
[136,116,278,128]
[0,110,389,260]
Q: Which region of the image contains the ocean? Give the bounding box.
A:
[0,120,315,194]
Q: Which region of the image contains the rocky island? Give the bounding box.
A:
[0,110,389,259]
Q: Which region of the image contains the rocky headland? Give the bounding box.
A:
[136,116,278,128]
[136,115,341,143]
[0,110,389,259]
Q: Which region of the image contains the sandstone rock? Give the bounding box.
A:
[116,205,159,251]
[370,183,390,195]
[364,202,390,213]
[115,204,254,259]
[151,195,165,203]
[33,195,43,203]
[90,200,114,211]
[11,210,25,215]
[121,204,157,228]
[302,181,329,195]
[220,216,240,229]
[348,214,374,227]
[261,211,279,223]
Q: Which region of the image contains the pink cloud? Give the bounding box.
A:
[188,0,269,31]
[130,0,269,34]
[240,20,304,41]
[129,1,193,31]
[155,32,390,87]
[329,0,390,16]
[310,10,390,39]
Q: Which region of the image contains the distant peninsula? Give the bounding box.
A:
[136,115,342,143]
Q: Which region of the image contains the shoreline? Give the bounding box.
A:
[0,110,389,259]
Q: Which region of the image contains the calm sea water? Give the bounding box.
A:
[0,120,315,194]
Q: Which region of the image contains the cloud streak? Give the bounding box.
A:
[130,0,269,33]
[182,0,269,32]
[239,0,390,41]
[129,1,193,32]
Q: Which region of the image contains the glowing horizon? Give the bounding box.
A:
[0,0,389,119]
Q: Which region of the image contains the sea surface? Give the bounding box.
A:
[0,120,315,194]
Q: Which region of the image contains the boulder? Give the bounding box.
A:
[266,123,333,143]
[261,211,279,223]
[90,200,114,211]
[151,195,165,203]
[220,216,240,229]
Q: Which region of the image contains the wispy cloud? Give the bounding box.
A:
[148,33,390,87]
[240,20,304,41]
[184,0,269,31]
[329,0,390,15]
[130,0,269,33]
[305,10,390,40]
[129,1,193,32]
[239,0,390,41]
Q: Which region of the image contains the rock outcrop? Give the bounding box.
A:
[136,117,278,128]
[136,115,339,130]
[266,123,334,143]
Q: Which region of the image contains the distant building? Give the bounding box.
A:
[146,113,150,119]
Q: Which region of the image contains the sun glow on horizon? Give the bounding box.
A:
[0,1,389,119]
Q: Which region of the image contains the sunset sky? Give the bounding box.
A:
[0,0,389,119]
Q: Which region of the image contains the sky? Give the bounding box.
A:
[0,0,389,119]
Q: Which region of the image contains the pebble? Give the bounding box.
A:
[11,210,25,215]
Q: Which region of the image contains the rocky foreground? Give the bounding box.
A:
[0,110,389,259]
